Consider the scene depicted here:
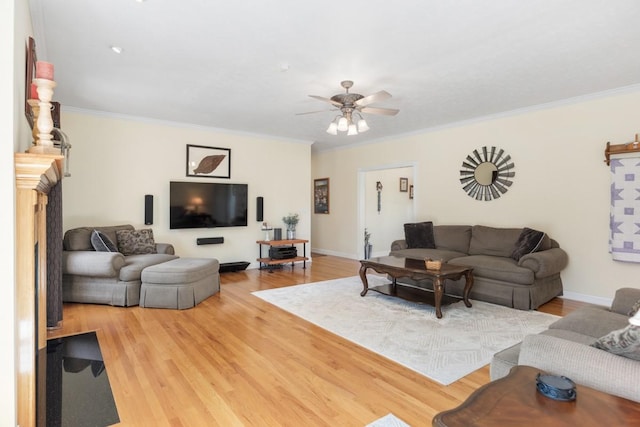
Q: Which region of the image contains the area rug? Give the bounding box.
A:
[253,275,559,385]
[366,413,410,427]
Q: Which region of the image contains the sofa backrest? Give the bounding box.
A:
[63,224,135,251]
[468,225,523,257]
[433,225,472,253]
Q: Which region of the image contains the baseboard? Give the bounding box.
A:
[310,248,356,259]
[560,291,612,307]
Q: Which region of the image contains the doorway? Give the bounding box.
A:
[358,163,417,258]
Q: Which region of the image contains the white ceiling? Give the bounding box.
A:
[30,0,640,152]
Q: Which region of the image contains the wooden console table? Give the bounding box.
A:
[257,239,308,272]
[432,365,640,426]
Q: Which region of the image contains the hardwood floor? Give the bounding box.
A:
[48,255,583,426]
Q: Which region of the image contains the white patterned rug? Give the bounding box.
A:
[253,275,559,385]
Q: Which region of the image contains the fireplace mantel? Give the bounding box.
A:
[15,151,63,427]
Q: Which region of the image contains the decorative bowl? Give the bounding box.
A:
[535,373,577,401]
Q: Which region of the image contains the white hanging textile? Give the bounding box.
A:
[609,154,640,262]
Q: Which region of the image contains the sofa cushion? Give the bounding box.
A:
[403,222,435,249]
[64,224,134,251]
[591,324,640,361]
[468,225,523,257]
[389,248,468,263]
[118,254,178,282]
[116,229,158,256]
[90,230,119,252]
[510,227,549,261]
[433,225,472,254]
[449,255,534,285]
[629,299,640,316]
[549,305,630,338]
[540,328,598,346]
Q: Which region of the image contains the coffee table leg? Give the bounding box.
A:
[462,270,474,308]
[434,277,444,318]
[359,265,369,296]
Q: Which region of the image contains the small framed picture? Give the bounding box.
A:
[400,177,409,192]
[314,178,330,214]
[409,185,414,199]
[186,144,231,178]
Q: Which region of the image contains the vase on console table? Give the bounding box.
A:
[286,227,295,240]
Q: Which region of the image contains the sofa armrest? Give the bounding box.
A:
[62,251,126,277]
[155,243,175,255]
[519,334,640,402]
[390,239,408,251]
[611,287,640,315]
[517,247,568,278]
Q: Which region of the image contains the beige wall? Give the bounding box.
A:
[312,89,640,302]
[61,111,311,266]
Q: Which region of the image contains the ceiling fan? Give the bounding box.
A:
[301,80,399,135]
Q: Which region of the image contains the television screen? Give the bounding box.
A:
[170,181,248,229]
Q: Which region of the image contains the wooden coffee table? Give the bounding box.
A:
[432,365,640,426]
[359,256,474,318]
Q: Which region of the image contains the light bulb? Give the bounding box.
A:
[357,119,369,132]
[326,122,338,135]
[337,117,348,132]
[347,124,358,136]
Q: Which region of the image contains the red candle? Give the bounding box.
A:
[35,61,54,80]
[29,82,39,100]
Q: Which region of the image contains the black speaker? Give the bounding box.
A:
[197,237,224,245]
[144,195,153,225]
[256,196,264,222]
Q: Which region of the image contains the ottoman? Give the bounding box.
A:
[140,258,220,309]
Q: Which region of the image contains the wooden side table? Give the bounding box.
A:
[432,365,640,426]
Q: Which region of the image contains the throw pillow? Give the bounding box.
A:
[628,299,640,317]
[115,229,157,256]
[404,222,436,249]
[591,324,640,361]
[90,229,119,252]
[510,227,547,261]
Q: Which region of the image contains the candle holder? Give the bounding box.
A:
[30,78,60,155]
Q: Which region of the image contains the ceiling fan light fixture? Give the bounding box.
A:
[337,117,349,132]
[357,118,369,132]
[326,122,338,135]
[347,124,358,136]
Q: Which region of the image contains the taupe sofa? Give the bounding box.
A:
[390,224,569,309]
[491,287,640,402]
[62,224,178,306]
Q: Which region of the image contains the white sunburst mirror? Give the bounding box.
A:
[459,146,515,201]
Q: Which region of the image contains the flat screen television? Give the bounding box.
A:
[170,181,248,229]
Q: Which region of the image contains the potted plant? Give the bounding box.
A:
[282,213,299,239]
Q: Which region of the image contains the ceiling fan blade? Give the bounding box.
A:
[309,95,343,107]
[295,109,334,116]
[360,106,400,116]
[355,90,392,107]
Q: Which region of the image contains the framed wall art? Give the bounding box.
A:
[25,37,37,128]
[186,144,231,178]
[314,178,330,214]
[399,177,408,192]
[409,185,414,199]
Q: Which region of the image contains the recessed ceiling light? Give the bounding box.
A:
[110,46,123,54]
